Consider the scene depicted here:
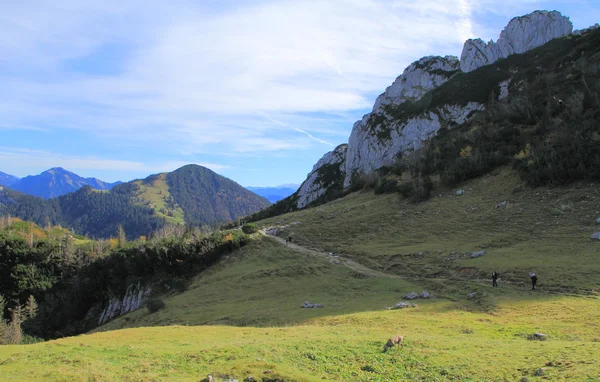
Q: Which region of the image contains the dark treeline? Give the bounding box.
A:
[0,217,248,341]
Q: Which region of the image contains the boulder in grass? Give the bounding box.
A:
[471,251,486,258]
[591,232,600,241]
[404,292,420,300]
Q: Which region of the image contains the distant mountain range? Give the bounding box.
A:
[0,165,270,239]
[246,184,299,203]
[0,171,19,188]
[0,168,121,199]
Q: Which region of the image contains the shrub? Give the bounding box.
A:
[170,277,190,293]
[147,298,166,313]
[397,182,413,198]
[374,177,398,195]
[241,223,259,234]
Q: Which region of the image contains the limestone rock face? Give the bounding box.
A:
[294,10,577,204]
[460,10,573,72]
[343,102,484,187]
[296,144,347,209]
[372,56,460,112]
[98,282,152,325]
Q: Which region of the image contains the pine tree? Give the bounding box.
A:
[7,306,22,344]
[0,294,6,319]
[25,295,38,319]
[117,225,126,248]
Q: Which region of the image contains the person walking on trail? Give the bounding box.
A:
[530,273,538,291]
[492,271,499,287]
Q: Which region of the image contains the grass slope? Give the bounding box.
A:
[1,247,599,380]
[2,170,600,380]
[260,169,600,294]
[132,174,185,225]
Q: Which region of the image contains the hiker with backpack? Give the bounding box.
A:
[491,271,499,287]
[530,273,538,291]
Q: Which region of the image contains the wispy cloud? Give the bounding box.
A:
[0,0,592,185]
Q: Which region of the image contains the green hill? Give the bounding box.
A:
[1,174,599,379]
[0,165,270,239]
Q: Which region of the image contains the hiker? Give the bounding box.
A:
[287,235,292,245]
[491,271,499,287]
[530,273,538,291]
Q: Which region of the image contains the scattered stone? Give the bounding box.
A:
[596,217,600,224]
[417,251,424,256]
[592,232,600,241]
[529,332,548,341]
[467,292,478,298]
[471,251,486,258]
[420,291,431,299]
[520,378,529,382]
[404,292,420,300]
[301,301,324,308]
[496,200,509,209]
[205,375,217,382]
[264,370,274,374]
[456,190,465,196]
[393,301,417,309]
[535,368,545,376]
[244,377,256,382]
[329,259,341,264]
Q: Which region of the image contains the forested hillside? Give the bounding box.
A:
[0,165,269,239]
[166,165,270,226]
[0,216,250,341]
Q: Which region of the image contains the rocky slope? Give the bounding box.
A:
[295,10,577,208]
[460,10,572,72]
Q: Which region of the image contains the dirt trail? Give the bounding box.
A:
[260,231,402,279]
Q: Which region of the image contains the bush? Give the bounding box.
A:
[170,277,190,293]
[241,223,259,234]
[147,298,166,313]
[374,177,398,195]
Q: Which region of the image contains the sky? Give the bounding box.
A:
[0,0,598,187]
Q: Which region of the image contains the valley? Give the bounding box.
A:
[1,7,600,382]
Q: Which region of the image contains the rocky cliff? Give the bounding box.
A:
[460,10,572,73]
[97,282,152,325]
[296,144,347,209]
[294,10,578,207]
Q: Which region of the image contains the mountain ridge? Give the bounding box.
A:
[1,167,121,199]
[0,164,270,238]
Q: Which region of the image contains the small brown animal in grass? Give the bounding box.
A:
[382,335,406,352]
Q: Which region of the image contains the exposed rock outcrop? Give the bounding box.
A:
[343,102,484,187]
[372,56,460,112]
[295,10,579,203]
[98,282,152,325]
[460,11,572,72]
[296,144,347,209]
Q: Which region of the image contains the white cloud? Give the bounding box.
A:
[0,0,478,157]
[0,0,589,166]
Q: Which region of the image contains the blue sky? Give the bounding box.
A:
[0,0,598,187]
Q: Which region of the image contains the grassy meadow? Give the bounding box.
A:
[1,169,600,381]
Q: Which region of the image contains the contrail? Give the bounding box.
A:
[254,110,334,146]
